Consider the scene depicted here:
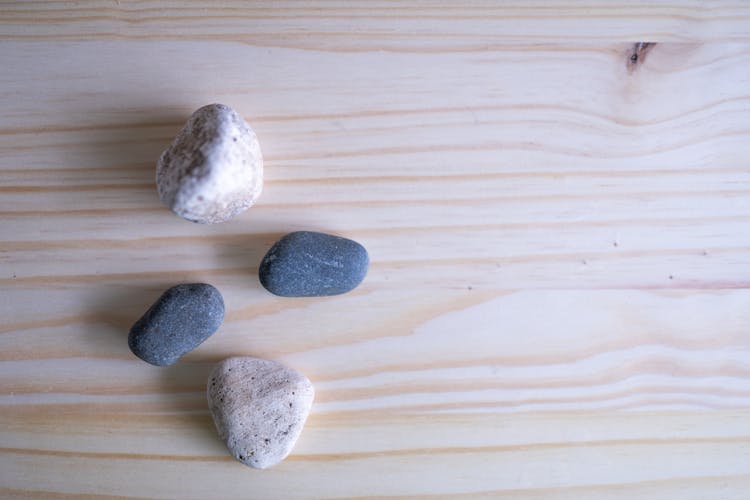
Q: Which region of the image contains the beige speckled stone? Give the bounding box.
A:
[156,103,263,224]
[207,357,314,469]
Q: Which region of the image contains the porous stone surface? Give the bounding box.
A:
[207,357,315,469]
[156,103,263,224]
[128,283,224,366]
[259,231,369,297]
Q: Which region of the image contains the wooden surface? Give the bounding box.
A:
[2,2,750,498]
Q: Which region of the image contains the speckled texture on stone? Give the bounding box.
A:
[128,283,224,366]
[259,231,369,297]
[156,103,263,224]
[207,357,315,469]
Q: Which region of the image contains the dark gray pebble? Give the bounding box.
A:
[128,283,224,366]
[259,231,369,297]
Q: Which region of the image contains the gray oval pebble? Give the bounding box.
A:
[128,283,225,366]
[259,231,369,297]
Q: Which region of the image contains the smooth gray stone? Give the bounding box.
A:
[128,283,224,366]
[259,231,369,297]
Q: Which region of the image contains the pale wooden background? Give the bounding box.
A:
[2,1,750,499]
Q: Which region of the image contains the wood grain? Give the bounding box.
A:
[1,2,750,498]
[2,0,750,46]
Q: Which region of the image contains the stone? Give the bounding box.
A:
[259,231,369,297]
[128,283,224,366]
[207,357,315,469]
[156,103,263,224]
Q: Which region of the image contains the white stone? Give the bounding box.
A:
[207,357,315,469]
[156,104,263,224]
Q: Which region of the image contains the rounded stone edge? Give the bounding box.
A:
[127,283,226,367]
[155,103,264,224]
[258,231,370,298]
[206,356,316,469]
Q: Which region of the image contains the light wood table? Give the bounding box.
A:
[2,2,750,498]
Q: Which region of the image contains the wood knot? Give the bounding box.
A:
[627,42,656,72]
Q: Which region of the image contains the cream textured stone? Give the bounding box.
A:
[207,357,314,469]
[156,103,263,223]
